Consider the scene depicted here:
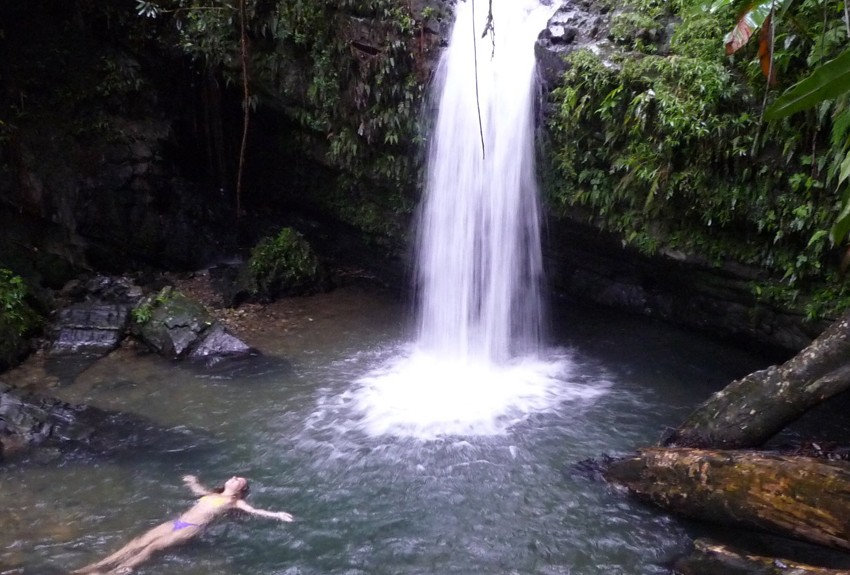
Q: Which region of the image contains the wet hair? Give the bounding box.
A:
[214,478,250,498]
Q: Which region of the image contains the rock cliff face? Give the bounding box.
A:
[536,0,616,92]
[0,0,453,287]
[0,2,234,284]
[542,218,825,352]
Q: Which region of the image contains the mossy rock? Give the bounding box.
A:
[130,287,215,358]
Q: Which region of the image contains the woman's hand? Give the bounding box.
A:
[182,474,212,496]
[274,511,294,522]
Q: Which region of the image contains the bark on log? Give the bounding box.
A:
[604,447,850,551]
[663,311,850,449]
[674,538,850,575]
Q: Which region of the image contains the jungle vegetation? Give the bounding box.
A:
[132,0,437,231]
[0,268,40,369]
[547,0,850,319]
[1,0,444,238]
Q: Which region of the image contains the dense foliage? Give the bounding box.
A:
[0,269,40,368]
[547,0,850,318]
[133,0,437,232]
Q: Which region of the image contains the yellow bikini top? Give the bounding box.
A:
[199,494,232,508]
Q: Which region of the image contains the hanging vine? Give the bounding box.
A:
[471,0,496,159]
[472,0,485,159]
[236,0,250,220]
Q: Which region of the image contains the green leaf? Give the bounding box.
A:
[831,103,850,147]
[715,0,791,55]
[807,229,828,248]
[831,208,850,246]
[765,48,850,120]
[839,149,850,186]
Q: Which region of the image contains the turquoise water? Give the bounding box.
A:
[0,287,770,575]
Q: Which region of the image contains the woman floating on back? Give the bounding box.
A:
[73,475,293,574]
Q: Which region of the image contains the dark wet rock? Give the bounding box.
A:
[189,323,256,365]
[568,454,617,482]
[209,262,250,308]
[49,276,146,361]
[536,0,616,91]
[0,383,189,461]
[544,217,824,353]
[50,304,132,356]
[132,287,257,362]
[136,290,213,357]
[59,275,143,305]
[43,275,259,372]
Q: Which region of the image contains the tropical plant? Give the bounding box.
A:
[0,269,40,366]
[131,0,427,229]
[709,0,850,246]
[247,227,325,299]
[766,49,850,244]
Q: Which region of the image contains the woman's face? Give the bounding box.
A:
[224,476,248,495]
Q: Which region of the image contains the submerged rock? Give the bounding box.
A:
[0,383,191,462]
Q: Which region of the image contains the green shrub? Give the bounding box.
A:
[0,269,40,368]
[247,228,325,299]
[609,11,663,53]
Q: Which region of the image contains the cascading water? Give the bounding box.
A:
[350,0,605,438]
[416,0,551,363]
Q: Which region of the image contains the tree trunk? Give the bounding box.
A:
[674,538,850,575]
[604,447,850,551]
[663,311,850,449]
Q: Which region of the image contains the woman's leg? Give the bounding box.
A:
[109,526,200,574]
[73,523,173,573]
[109,543,163,574]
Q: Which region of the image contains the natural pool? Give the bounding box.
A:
[0,286,771,575]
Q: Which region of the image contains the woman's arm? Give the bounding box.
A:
[182,475,214,496]
[235,499,294,522]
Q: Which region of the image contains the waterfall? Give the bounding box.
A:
[350,0,598,439]
[415,0,554,362]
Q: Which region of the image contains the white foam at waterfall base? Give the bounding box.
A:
[350,348,606,439]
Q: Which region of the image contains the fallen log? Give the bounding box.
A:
[674,538,850,575]
[604,447,850,551]
[663,311,850,449]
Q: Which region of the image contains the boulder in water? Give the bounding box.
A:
[131,286,258,363]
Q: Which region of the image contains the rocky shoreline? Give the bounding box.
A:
[0,270,304,463]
